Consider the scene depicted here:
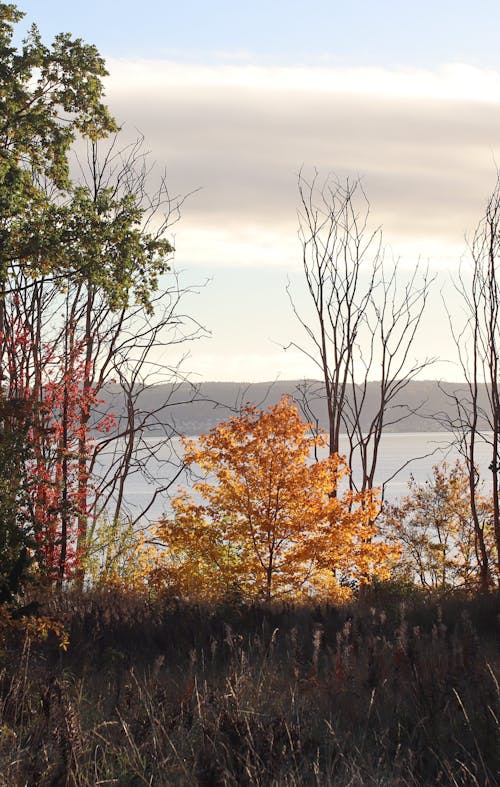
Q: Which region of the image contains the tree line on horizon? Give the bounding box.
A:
[97,378,500,437]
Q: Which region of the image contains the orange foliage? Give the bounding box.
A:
[154,397,395,602]
[0,606,69,651]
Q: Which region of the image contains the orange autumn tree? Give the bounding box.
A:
[154,397,395,602]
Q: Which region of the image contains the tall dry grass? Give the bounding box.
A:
[0,591,498,785]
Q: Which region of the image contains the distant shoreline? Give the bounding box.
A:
[95,379,492,436]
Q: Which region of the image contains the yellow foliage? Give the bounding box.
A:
[382,461,496,590]
[154,397,396,602]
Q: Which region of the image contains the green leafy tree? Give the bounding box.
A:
[0,4,117,592]
[0,6,183,593]
[0,2,116,592]
[0,3,116,286]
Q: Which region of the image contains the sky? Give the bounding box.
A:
[14,1,500,382]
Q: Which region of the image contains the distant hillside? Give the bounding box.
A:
[95,379,491,436]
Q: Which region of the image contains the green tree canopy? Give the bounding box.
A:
[0,2,117,280]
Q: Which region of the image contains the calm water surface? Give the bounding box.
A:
[104,432,495,521]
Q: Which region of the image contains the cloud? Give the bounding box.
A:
[102,59,500,270]
[106,60,500,102]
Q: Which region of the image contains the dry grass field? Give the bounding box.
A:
[0,591,498,786]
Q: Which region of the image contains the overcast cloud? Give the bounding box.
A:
[105,60,500,260]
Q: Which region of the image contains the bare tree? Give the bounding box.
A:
[287,171,435,500]
[439,175,500,589]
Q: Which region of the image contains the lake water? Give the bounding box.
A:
[103,432,495,522]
